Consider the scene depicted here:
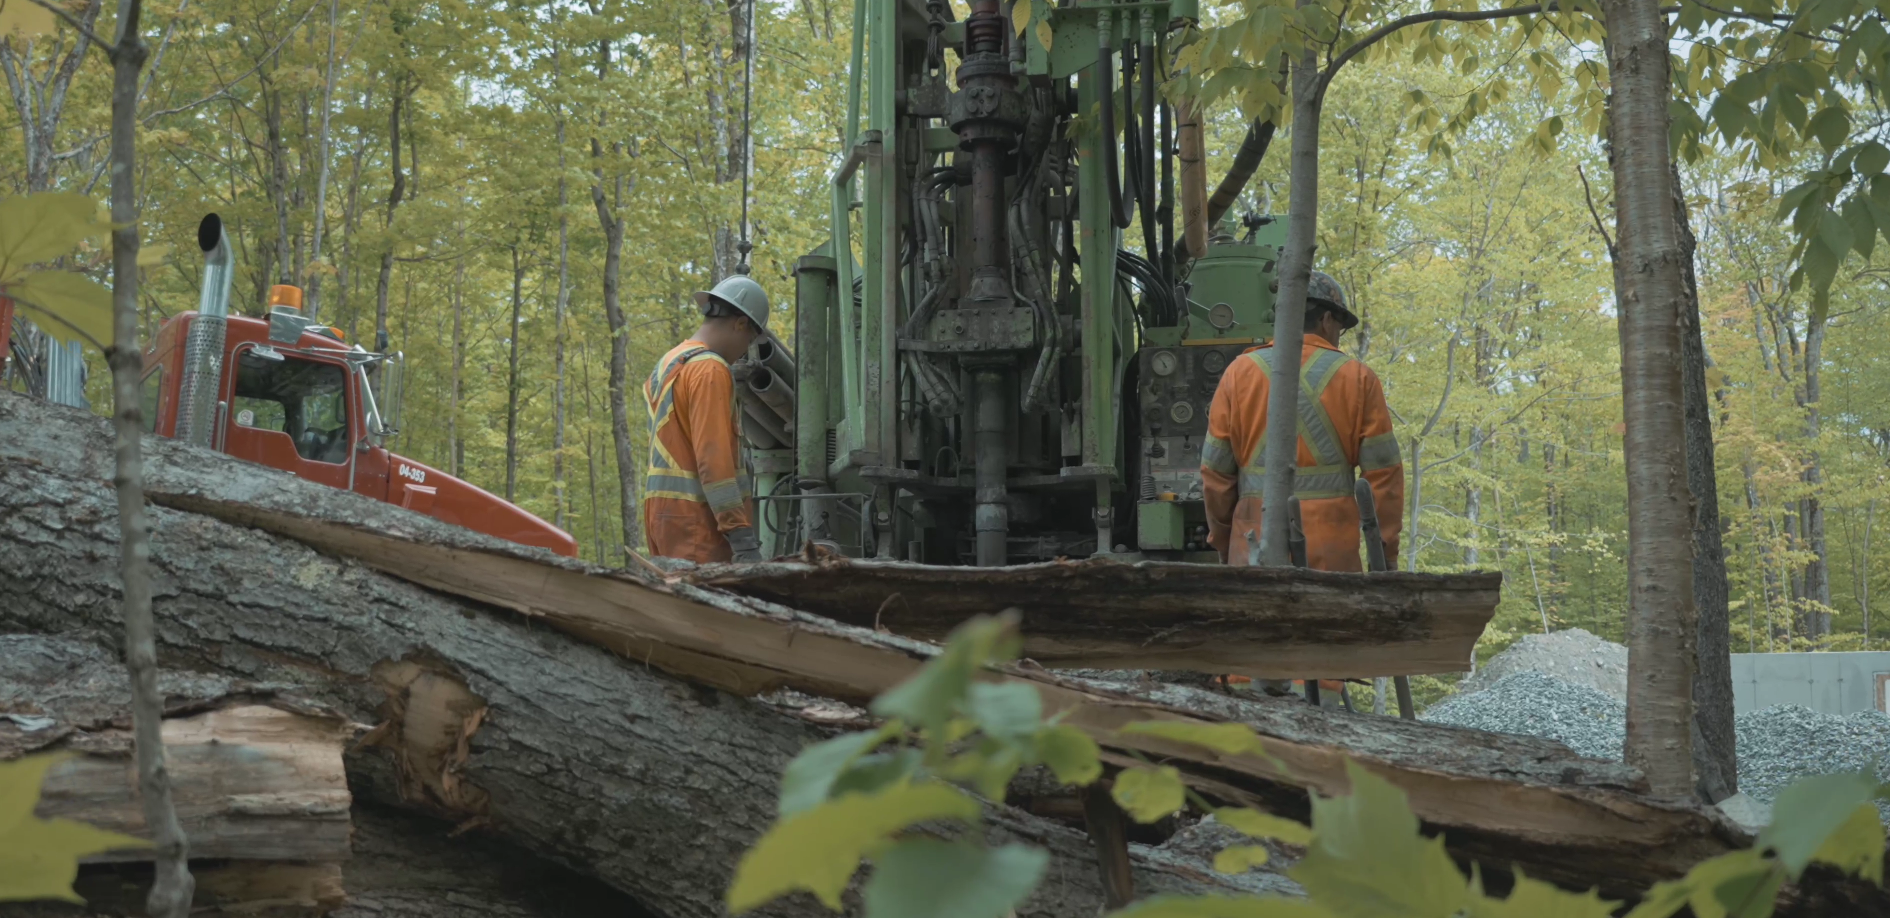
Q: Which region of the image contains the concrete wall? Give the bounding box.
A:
[1728,651,1890,716]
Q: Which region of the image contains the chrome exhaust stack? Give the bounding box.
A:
[176,213,233,447]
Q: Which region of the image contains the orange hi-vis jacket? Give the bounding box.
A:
[1201,333,1404,571]
[642,340,753,563]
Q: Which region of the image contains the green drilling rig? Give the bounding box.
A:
[748,0,1286,566]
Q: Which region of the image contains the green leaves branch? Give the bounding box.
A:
[731,612,1888,918]
[0,193,119,354]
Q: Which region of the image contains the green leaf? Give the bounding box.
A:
[0,193,102,284]
[1805,105,1852,153]
[1843,195,1877,260]
[5,270,114,351]
[780,724,900,816]
[861,840,1048,918]
[829,750,924,800]
[1855,141,1890,177]
[1215,808,1313,846]
[1819,208,1855,264]
[1033,723,1102,786]
[1758,771,1884,877]
[1109,894,1338,918]
[1119,721,1269,758]
[871,614,1019,732]
[1112,766,1187,823]
[727,781,980,913]
[1650,850,1774,918]
[1808,801,1886,883]
[1214,845,1272,874]
[967,682,1041,739]
[1709,861,1783,918]
[1465,869,1618,918]
[0,754,152,903]
[1288,762,1467,918]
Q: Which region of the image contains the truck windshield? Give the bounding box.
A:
[232,351,350,464]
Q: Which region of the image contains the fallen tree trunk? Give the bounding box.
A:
[0,394,1739,893]
[17,800,650,918]
[3,392,1880,912]
[0,636,352,866]
[0,398,1292,918]
[686,558,1500,679]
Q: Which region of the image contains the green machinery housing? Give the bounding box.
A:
[754,0,1285,566]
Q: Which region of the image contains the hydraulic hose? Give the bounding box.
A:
[1139,37,1159,263]
[1097,21,1130,229]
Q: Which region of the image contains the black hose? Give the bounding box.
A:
[1160,100,1175,285]
[1139,39,1159,263]
[1097,33,1131,229]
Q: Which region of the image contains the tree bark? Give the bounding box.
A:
[589,37,640,557]
[1256,20,1322,567]
[1600,0,1698,799]
[375,85,409,343]
[1801,315,1831,638]
[506,243,524,502]
[304,0,341,321]
[555,110,571,531]
[1672,165,1737,804]
[106,3,194,913]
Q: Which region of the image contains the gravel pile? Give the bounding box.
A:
[1425,669,1890,823]
[1735,705,1890,823]
[1423,670,1627,760]
[1460,628,1627,701]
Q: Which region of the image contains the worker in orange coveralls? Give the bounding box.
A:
[1201,270,1404,571]
[642,275,771,564]
[1201,272,1404,697]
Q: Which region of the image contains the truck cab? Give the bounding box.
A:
[141,288,577,558]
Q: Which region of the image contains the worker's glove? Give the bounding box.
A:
[725,526,764,563]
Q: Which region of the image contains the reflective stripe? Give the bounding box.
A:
[1359,432,1401,470]
[1238,346,1359,500]
[1201,434,1237,475]
[647,471,706,501]
[704,477,745,514]
[1239,465,1356,500]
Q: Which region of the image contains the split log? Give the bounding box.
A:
[13,802,649,918]
[0,396,1294,918]
[688,558,1501,679]
[0,636,352,864]
[3,393,1882,912]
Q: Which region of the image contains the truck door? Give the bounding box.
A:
[220,345,354,490]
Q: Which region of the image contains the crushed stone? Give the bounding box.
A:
[1460,628,1628,701]
[1425,668,1890,824]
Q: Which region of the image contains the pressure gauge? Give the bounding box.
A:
[1208,302,1237,331]
[1169,401,1196,424]
[1202,350,1229,375]
[1150,350,1178,376]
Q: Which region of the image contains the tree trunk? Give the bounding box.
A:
[1863,501,1876,648]
[1671,165,1736,804]
[1802,315,1831,638]
[449,255,465,478]
[375,86,408,343]
[555,109,571,531]
[1256,17,1322,567]
[106,4,195,914]
[1600,0,1697,799]
[589,38,640,558]
[507,244,524,503]
[304,0,341,321]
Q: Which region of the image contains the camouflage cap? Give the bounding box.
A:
[1306,271,1358,330]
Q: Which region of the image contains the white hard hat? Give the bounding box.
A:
[694,275,770,333]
